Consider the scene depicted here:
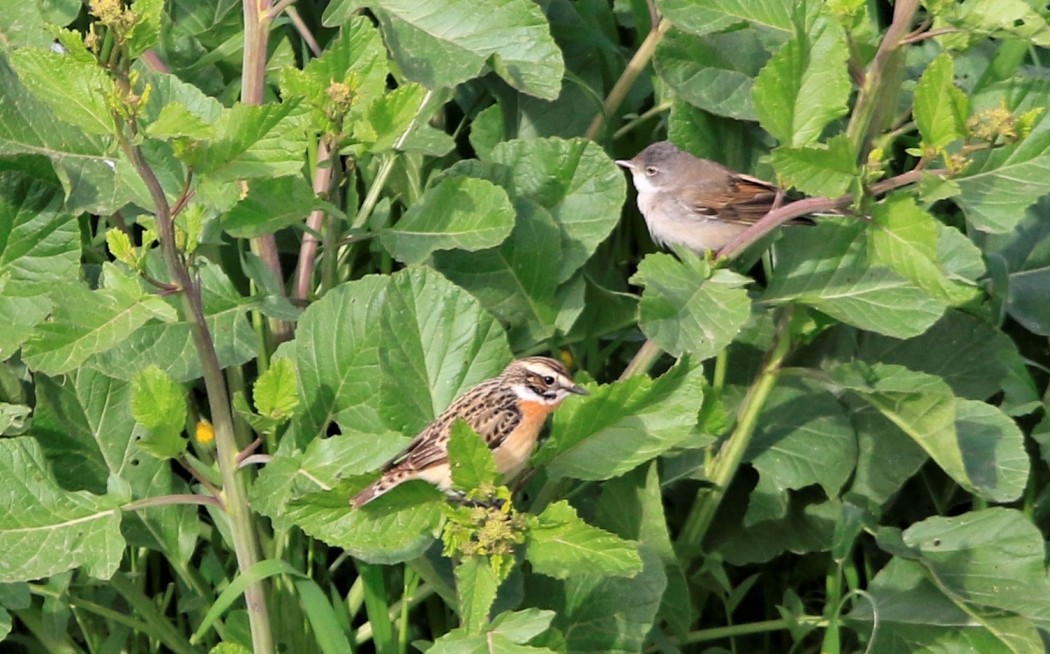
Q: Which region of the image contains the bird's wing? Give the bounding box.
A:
[679,175,778,226]
[386,389,523,473]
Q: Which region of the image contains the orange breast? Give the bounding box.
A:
[491,401,551,480]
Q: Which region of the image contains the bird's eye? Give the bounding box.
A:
[645,166,658,176]
[543,375,555,385]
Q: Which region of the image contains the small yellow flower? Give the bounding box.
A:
[195,419,215,446]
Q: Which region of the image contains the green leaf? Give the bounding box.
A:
[23,265,176,376]
[653,28,767,121]
[286,481,443,565]
[753,14,851,146]
[177,101,310,182]
[631,252,752,359]
[656,0,799,40]
[765,218,946,338]
[868,194,979,305]
[254,357,299,421]
[429,609,557,653]
[293,276,389,440]
[0,57,147,215]
[830,362,1028,503]
[278,16,389,131]
[525,501,642,580]
[325,0,565,100]
[770,133,857,197]
[448,420,501,493]
[362,82,430,152]
[377,267,512,437]
[89,258,256,383]
[943,0,1050,46]
[0,172,78,355]
[381,176,515,265]
[744,379,856,525]
[595,465,693,637]
[851,509,1050,650]
[8,45,116,136]
[527,548,665,653]
[0,437,124,581]
[484,138,625,281]
[456,556,499,635]
[433,200,562,346]
[956,80,1050,233]
[221,176,330,238]
[250,432,408,529]
[130,366,187,460]
[913,53,968,151]
[537,360,711,481]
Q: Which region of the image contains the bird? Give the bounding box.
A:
[350,356,588,508]
[616,141,811,253]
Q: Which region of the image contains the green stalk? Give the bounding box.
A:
[680,616,828,645]
[122,141,274,654]
[676,308,794,557]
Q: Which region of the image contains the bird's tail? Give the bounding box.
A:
[350,481,384,509]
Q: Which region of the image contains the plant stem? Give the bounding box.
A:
[242,0,291,343]
[123,141,274,654]
[676,308,794,558]
[294,137,335,300]
[680,615,827,644]
[619,339,662,380]
[717,168,936,260]
[586,18,670,141]
[845,0,920,156]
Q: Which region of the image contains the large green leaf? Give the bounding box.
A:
[867,194,979,305]
[743,379,856,525]
[484,138,624,281]
[381,177,515,265]
[631,252,752,359]
[377,267,512,435]
[653,28,767,121]
[0,172,79,355]
[31,369,198,563]
[526,548,666,654]
[595,465,693,637]
[656,0,798,41]
[850,509,1050,651]
[293,275,389,440]
[537,360,711,481]
[177,101,310,182]
[0,437,124,581]
[324,0,565,100]
[0,56,147,214]
[752,14,850,146]
[8,44,116,136]
[433,200,562,347]
[221,175,330,238]
[525,501,642,580]
[764,218,946,338]
[23,265,176,376]
[770,133,857,197]
[829,363,1028,503]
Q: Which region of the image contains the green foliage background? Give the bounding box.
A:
[1,0,1050,652]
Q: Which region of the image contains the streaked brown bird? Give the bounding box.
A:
[351,356,587,508]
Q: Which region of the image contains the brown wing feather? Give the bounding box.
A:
[679,173,812,227]
[384,381,522,474]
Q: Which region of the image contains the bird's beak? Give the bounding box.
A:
[567,383,589,396]
[614,159,634,170]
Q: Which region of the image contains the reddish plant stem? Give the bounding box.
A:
[294,138,335,300]
[717,169,935,260]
